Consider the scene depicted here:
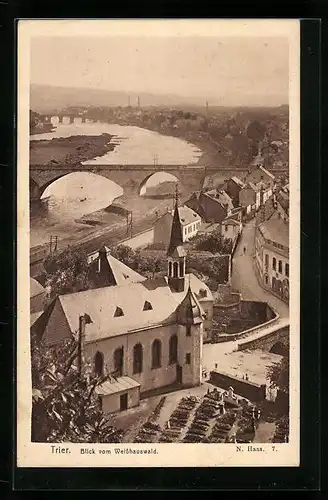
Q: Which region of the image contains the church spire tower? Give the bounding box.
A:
[167,186,186,293]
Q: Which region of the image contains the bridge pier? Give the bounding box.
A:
[69,116,74,124]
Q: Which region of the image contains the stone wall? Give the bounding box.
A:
[237,325,289,352]
[209,370,267,402]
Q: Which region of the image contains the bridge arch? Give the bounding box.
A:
[30,177,40,199]
[39,171,124,201]
[139,171,179,197]
[269,341,288,357]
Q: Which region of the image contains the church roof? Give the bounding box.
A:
[88,246,146,287]
[167,202,184,256]
[33,274,212,345]
[176,285,206,325]
[30,278,45,298]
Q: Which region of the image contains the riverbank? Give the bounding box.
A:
[30,189,189,267]
[30,133,115,165]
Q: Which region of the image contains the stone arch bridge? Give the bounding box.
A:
[29,164,253,200]
[39,114,90,124]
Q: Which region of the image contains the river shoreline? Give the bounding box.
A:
[30,132,116,165]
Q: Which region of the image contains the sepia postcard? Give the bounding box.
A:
[17,19,300,468]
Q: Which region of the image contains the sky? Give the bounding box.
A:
[30,36,289,106]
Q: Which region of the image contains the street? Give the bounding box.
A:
[121,228,154,250]
[202,218,289,374]
[231,219,289,319]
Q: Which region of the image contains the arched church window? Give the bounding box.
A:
[173,262,179,278]
[152,339,162,369]
[169,334,178,364]
[113,347,124,376]
[179,260,184,277]
[168,261,173,277]
[94,351,104,377]
[133,343,143,374]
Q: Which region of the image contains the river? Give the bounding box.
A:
[30,122,203,249]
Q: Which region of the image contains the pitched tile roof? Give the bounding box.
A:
[34,274,213,344]
[221,218,241,227]
[176,285,205,325]
[259,212,289,248]
[30,278,45,298]
[88,247,146,287]
[96,376,140,396]
[204,189,234,210]
[259,165,275,180]
[230,176,246,189]
[177,206,201,226]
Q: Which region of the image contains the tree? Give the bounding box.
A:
[191,229,233,254]
[110,245,166,279]
[266,356,289,395]
[110,245,136,269]
[246,120,266,156]
[43,247,91,298]
[31,334,123,443]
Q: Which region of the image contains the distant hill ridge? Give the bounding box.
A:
[30,83,288,113]
[30,83,204,112]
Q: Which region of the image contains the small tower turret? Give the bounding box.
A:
[167,189,186,293]
[176,283,205,387]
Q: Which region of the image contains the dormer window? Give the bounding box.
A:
[114,306,124,317]
[143,301,153,311]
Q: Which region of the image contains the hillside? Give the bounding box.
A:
[30,84,204,113]
[30,83,288,113]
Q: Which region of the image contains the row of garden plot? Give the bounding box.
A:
[157,390,245,444]
[159,395,199,443]
[133,396,166,443]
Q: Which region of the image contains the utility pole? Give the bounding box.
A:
[126,211,133,238]
[77,315,86,379]
[49,235,58,253]
[153,154,158,167]
[137,95,140,108]
[78,313,92,379]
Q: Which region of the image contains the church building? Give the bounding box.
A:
[32,201,214,414]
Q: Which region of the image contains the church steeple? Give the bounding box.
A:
[167,186,184,256]
[167,186,186,293]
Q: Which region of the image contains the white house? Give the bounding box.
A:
[153,205,202,248]
[220,217,243,242]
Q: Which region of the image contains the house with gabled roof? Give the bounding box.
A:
[153,205,201,249]
[32,200,213,414]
